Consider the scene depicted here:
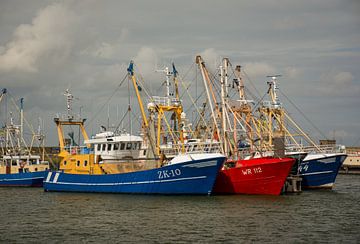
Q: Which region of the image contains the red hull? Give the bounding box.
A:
[213,157,295,195]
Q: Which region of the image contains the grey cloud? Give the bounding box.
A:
[0,0,359,146]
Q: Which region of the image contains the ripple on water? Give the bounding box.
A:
[0,174,359,243]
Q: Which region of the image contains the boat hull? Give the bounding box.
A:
[44,155,225,195]
[0,171,48,187]
[213,157,295,195]
[299,153,347,189]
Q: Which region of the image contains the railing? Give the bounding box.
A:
[261,101,281,109]
[285,144,345,154]
[161,141,222,158]
[55,113,83,121]
[150,96,181,107]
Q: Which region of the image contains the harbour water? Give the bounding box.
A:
[0,174,359,243]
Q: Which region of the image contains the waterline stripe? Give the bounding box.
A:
[299,170,333,176]
[49,175,207,186]
[0,177,44,182]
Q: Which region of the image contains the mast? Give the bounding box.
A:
[220,60,227,155]
[127,61,158,158]
[55,89,90,154]
[149,64,184,155]
[232,64,256,151]
[127,61,149,128]
[20,98,24,147]
[172,63,180,101]
[195,55,223,153]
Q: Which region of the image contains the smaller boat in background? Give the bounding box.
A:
[0,89,49,187]
[0,155,49,187]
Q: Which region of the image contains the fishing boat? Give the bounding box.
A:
[0,155,49,187]
[259,76,347,189]
[0,89,49,186]
[299,150,347,189]
[213,157,294,195]
[43,86,225,195]
[194,56,295,195]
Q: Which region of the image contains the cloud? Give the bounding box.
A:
[0,2,77,73]
[284,67,302,79]
[133,46,158,77]
[273,16,306,30]
[316,70,359,95]
[243,62,276,78]
[327,129,348,139]
[82,28,130,60]
[91,42,115,59]
[198,48,220,70]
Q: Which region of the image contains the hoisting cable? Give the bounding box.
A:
[85,73,128,129]
[279,89,328,140]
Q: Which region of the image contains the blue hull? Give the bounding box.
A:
[44,156,225,195]
[299,154,347,189]
[0,171,48,187]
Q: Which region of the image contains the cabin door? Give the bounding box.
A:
[6,160,11,174]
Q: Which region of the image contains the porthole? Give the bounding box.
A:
[84,160,88,166]
[77,161,80,167]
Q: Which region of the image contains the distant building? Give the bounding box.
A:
[319,139,336,145]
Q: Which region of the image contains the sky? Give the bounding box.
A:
[0,0,359,147]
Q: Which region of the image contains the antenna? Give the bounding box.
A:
[156,66,172,100]
[64,89,74,120]
[266,75,282,108]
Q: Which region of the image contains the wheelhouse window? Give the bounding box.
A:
[126,142,132,150]
[114,143,119,150]
[108,144,112,151]
[120,143,125,150]
[102,144,106,151]
[97,144,101,151]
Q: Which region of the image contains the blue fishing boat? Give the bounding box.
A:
[257,76,348,191]
[299,153,347,188]
[44,153,225,195]
[0,170,48,187]
[44,89,225,195]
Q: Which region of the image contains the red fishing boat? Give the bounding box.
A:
[213,157,295,195]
